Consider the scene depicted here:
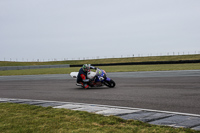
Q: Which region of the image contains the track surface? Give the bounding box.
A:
[0,70,200,114]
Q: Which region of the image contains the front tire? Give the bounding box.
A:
[104,79,115,88]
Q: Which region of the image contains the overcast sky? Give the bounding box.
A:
[0,0,200,61]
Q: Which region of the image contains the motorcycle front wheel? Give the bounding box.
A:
[104,79,116,88]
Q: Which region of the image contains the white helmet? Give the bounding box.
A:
[82,64,91,72]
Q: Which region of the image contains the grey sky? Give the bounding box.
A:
[0,0,200,61]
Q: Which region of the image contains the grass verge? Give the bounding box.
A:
[0,103,197,133]
[0,63,200,76]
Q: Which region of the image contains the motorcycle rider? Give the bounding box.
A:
[77,64,96,89]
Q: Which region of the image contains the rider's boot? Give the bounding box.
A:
[83,84,89,89]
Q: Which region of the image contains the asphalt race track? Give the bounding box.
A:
[0,70,200,115]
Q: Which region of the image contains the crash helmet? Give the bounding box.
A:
[82,64,91,72]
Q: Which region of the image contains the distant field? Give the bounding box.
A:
[1,54,200,66]
[0,63,200,76]
[0,55,200,76]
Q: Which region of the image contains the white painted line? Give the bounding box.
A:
[95,108,140,116]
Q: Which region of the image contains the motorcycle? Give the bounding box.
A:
[70,68,116,88]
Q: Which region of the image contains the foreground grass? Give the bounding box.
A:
[0,103,196,133]
[0,63,200,76]
[1,54,200,66]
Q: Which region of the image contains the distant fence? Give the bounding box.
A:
[1,60,200,71]
[2,52,200,62]
[0,64,70,71]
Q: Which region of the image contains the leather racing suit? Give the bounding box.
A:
[77,66,96,89]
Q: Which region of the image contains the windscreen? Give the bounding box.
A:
[96,69,102,76]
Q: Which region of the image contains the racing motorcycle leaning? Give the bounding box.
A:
[70,68,116,88]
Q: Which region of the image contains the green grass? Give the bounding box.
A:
[1,54,199,76]
[0,103,197,133]
[0,63,200,76]
[1,54,200,66]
